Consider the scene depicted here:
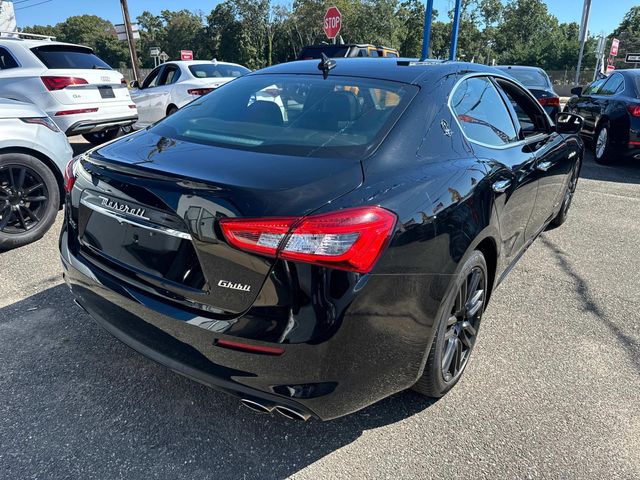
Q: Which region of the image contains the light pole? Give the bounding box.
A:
[575,0,592,86]
[120,0,141,83]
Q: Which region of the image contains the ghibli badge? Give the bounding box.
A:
[218,280,251,292]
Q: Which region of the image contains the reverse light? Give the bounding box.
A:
[20,116,60,132]
[627,105,640,117]
[187,88,214,96]
[538,96,560,107]
[63,158,77,193]
[220,206,397,273]
[41,76,88,91]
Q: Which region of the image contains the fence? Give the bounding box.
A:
[116,68,153,83]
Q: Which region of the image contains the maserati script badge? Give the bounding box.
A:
[99,196,148,220]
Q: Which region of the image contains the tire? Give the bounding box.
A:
[0,153,60,250]
[166,105,178,116]
[548,158,581,229]
[594,123,612,164]
[82,128,120,146]
[413,251,488,398]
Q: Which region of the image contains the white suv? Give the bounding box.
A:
[0,32,137,145]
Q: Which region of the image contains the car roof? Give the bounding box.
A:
[250,58,504,85]
[167,60,245,67]
[617,68,640,78]
[0,37,93,50]
[495,65,546,73]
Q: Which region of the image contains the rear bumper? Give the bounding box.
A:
[64,115,138,136]
[59,226,434,420]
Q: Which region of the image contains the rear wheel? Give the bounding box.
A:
[82,128,120,146]
[413,251,487,397]
[594,123,612,164]
[0,153,59,250]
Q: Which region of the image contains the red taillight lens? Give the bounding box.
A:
[54,108,99,116]
[63,158,77,193]
[216,339,285,356]
[220,206,397,273]
[41,76,88,91]
[187,88,214,96]
[121,78,127,85]
[627,105,640,117]
[538,96,560,107]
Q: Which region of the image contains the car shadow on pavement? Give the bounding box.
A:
[579,152,640,185]
[539,236,640,374]
[0,284,436,479]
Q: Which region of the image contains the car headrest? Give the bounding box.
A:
[244,100,283,126]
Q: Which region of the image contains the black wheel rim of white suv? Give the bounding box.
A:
[0,164,50,234]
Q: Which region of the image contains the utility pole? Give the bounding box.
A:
[120,0,141,83]
[575,0,592,86]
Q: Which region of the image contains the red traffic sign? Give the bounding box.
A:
[180,50,194,61]
[323,6,342,39]
[610,38,619,57]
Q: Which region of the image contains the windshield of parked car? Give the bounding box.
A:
[151,74,417,159]
[188,64,250,79]
[31,45,112,70]
[501,68,550,88]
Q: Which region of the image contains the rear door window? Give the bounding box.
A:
[451,76,518,146]
[598,74,624,95]
[31,45,111,70]
[0,47,18,69]
[151,74,418,159]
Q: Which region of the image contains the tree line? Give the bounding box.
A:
[21,0,639,73]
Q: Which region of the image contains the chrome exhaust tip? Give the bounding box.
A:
[240,398,273,414]
[274,405,310,421]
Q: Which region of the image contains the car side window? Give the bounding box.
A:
[160,65,181,85]
[494,78,550,138]
[598,74,623,96]
[583,79,605,95]
[450,76,518,147]
[0,47,19,70]
[142,67,162,89]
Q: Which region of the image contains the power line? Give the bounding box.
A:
[15,0,52,11]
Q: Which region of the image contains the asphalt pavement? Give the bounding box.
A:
[1,138,639,479]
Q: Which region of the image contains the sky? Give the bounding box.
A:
[4,0,636,36]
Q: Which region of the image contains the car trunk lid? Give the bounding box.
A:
[74,131,363,315]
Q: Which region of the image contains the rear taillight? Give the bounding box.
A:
[121,78,127,85]
[220,206,397,273]
[20,117,60,132]
[538,96,560,107]
[187,88,214,96]
[63,158,77,193]
[55,108,98,116]
[627,105,640,117]
[41,76,88,91]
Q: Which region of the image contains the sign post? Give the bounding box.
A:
[323,7,342,42]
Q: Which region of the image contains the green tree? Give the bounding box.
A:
[611,6,640,69]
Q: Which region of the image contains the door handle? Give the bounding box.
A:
[492,179,511,193]
[537,161,553,172]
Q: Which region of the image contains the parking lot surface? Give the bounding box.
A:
[1,139,639,479]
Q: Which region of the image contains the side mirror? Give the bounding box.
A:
[555,112,583,135]
[570,86,583,96]
[130,80,140,89]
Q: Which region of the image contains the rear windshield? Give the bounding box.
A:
[151,74,417,159]
[501,69,550,88]
[634,76,640,98]
[31,45,112,70]
[299,46,350,59]
[188,63,250,79]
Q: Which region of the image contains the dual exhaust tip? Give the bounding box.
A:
[240,398,310,421]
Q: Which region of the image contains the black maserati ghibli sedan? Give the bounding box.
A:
[60,58,584,421]
[564,69,640,164]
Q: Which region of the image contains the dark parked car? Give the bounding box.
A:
[496,65,560,119]
[60,59,584,421]
[298,44,399,60]
[564,69,640,163]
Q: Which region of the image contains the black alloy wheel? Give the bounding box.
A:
[413,251,488,397]
[0,154,59,250]
[548,159,580,229]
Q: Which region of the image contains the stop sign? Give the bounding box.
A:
[323,6,342,39]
